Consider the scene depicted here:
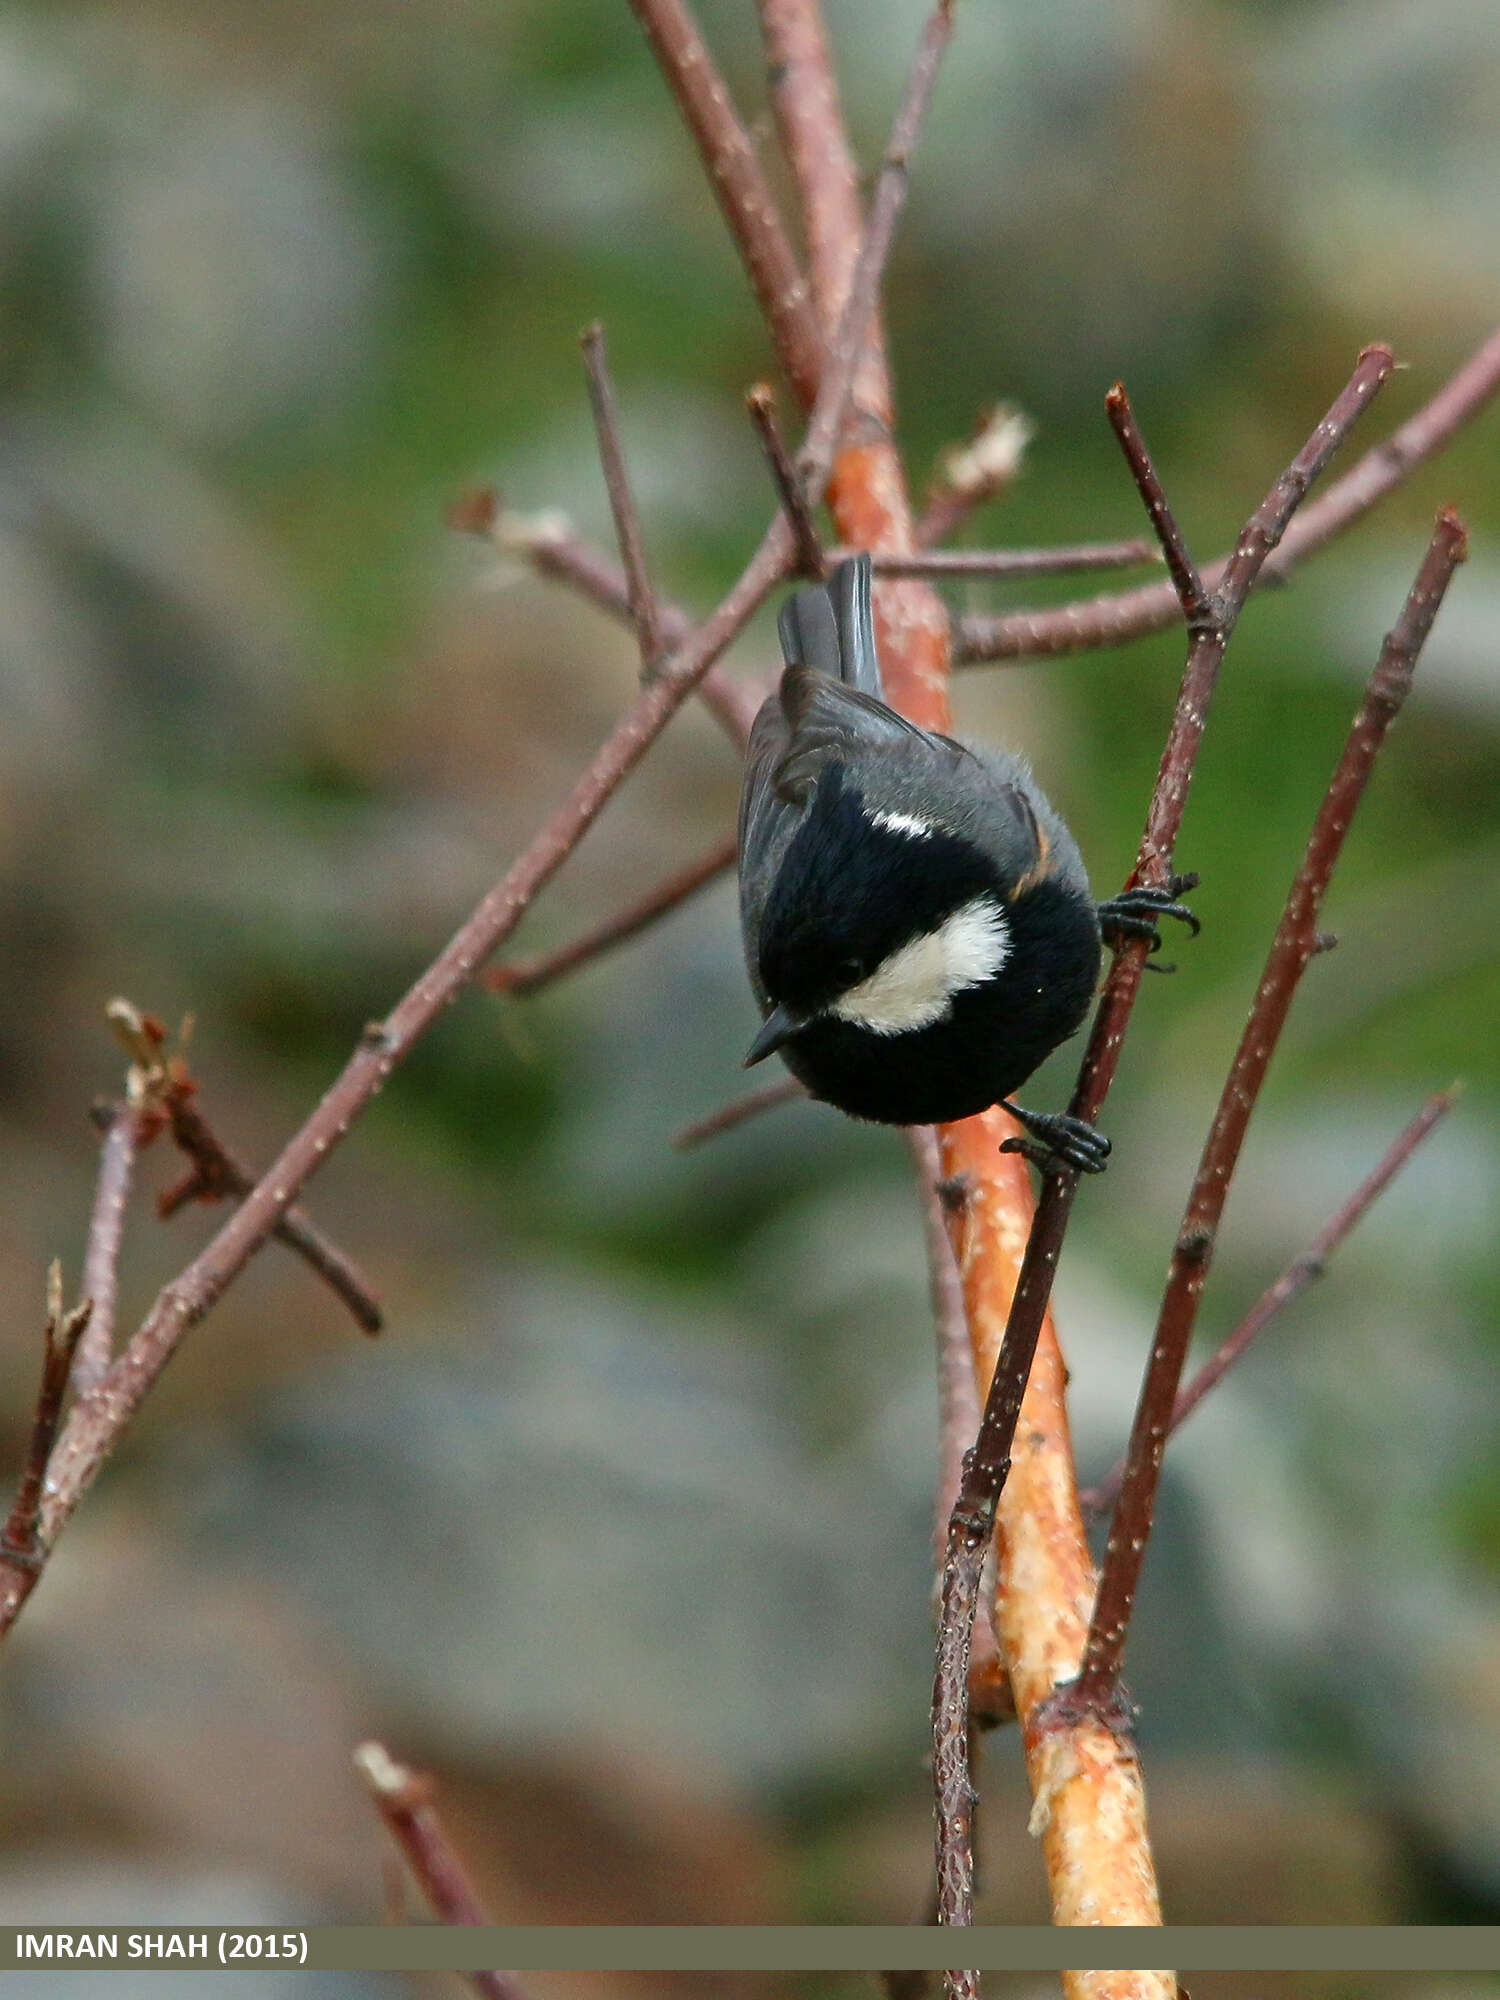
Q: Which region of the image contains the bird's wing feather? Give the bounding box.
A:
[771,665,940,802]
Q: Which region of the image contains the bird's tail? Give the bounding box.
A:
[775,554,883,698]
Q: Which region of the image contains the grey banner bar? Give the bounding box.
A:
[1,1927,1499,1973]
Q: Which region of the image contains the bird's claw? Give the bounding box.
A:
[999,1104,1112,1177]
[1098,872,1201,969]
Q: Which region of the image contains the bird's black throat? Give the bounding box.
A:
[778,871,1102,1126]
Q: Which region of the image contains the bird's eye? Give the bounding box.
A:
[836,955,865,985]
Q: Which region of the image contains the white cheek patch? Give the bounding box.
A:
[830,895,1011,1036]
[867,807,935,840]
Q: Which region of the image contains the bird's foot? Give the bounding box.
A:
[1098,872,1200,973]
[999,1103,1111,1176]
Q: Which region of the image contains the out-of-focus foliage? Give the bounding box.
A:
[2,0,1499,1952]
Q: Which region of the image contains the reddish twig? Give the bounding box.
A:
[101,995,381,1335]
[0,526,794,1639]
[672,1073,806,1150]
[485,831,738,999]
[0,187,914,1637]
[956,320,1500,664]
[1081,1084,1460,1517]
[747,382,825,576]
[354,1741,524,2000]
[1073,510,1467,1707]
[0,1267,92,1572]
[933,346,1395,1930]
[837,540,1160,579]
[73,1101,142,1396]
[908,1131,1009,1726]
[1104,384,1211,629]
[627,0,823,409]
[158,1092,384,1337]
[456,498,762,748]
[915,406,1033,547]
[581,323,666,673]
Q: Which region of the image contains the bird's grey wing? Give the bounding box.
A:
[737,692,796,999]
[778,553,883,697]
[737,663,952,996]
[772,665,945,802]
[941,747,1094,902]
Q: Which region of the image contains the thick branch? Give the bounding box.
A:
[933,346,1394,1949]
[627,0,823,407]
[759,0,894,429]
[1075,508,1466,1704]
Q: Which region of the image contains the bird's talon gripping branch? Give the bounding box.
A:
[1097,872,1201,966]
[999,1103,1112,1177]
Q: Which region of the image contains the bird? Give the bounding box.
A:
[736,553,1195,1172]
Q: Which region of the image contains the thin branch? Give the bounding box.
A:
[0,1267,92,1572]
[0,0,926,1635]
[747,382,825,576]
[839,541,1160,579]
[486,832,737,999]
[1074,509,1466,1706]
[354,1741,525,2000]
[473,504,763,747]
[933,346,1395,1935]
[581,323,666,672]
[0,518,799,1641]
[102,996,381,1334]
[915,405,1033,548]
[957,321,1500,664]
[627,0,823,408]
[1081,1084,1460,1517]
[908,1132,1009,1724]
[158,1092,384,1338]
[672,1073,806,1150]
[73,1101,142,1396]
[1105,383,1211,628]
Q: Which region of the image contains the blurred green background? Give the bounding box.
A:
[2,0,1499,1982]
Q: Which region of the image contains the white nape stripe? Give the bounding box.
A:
[867,807,935,840]
[829,895,1010,1037]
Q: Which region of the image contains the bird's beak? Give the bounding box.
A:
[743,1003,801,1068]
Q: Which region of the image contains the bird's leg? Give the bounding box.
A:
[1097,871,1200,972]
[999,1102,1112,1176]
